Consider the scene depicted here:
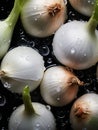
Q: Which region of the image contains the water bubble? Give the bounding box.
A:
[0,94,6,106]
[57,111,65,119]
[47,58,52,64]
[46,105,51,111]
[39,45,50,56]
[4,82,11,88]
[1,7,4,11]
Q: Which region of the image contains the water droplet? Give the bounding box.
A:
[36,123,40,127]
[35,123,40,130]
[64,0,67,5]
[1,7,4,11]
[13,106,17,111]
[71,48,75,54]
[4,82,11,88]
[57,111,65,119]
[0,94,6,106]
[57,97,60,101]
[84,53,87,57]
[9,23,12,26]
[46,105,51,111]
[35,18,38,21]
[39,45,50,56]
[47,58,52,64]
[8,40,11,43]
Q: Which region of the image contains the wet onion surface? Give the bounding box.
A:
[0,0,98,130]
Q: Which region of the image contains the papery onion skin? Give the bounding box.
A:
[8,102,56,130]
[40,66,83,106]
[69,0,95,16]
[0,46,45,93]
[70,93,98,130]
[21,0,67,37]
[52,21,98,70]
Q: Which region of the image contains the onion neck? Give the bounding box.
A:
[0,71,6,78]
[5,0,27,29]
[22,86,35,116]
[48,3,61,16]
[74,103,90,120]
[86,0,98,34]
[68,77,84,87]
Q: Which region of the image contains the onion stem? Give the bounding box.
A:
[5,0,27,28]
[22,86,35,115]
[87,0,98,34]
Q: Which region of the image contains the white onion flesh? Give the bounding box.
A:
[52,21,98,70]
[40,66,83,106]
[21,0,67,37]
[0,46,45,93]
[9,102,56,130]
[70,93,98,130]
[69,0,95,16]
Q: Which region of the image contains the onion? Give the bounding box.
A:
[69,0,95,16]
[70,93,98,130]
[8,86,56,130]
[40,66,83,106]
[52,0,98,70]
[0,46,45,93]
[21,0,67,37]
[0,0,26,59]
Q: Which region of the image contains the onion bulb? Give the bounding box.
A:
[8,86,56,130]
[21,0,67,37]
[69,0,95,16]
[0,0,27,59]
[40,66,83,106]
[0,46,45,93]
[52,0,98,70]
[70,93,98,130]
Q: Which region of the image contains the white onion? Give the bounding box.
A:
[52,0,98,70]
[40,66,83,106]
[0,46,45,93]
[70,93,98,130]
[69,0,95,16]
[8,86,56,130]
[21,0,67,37]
